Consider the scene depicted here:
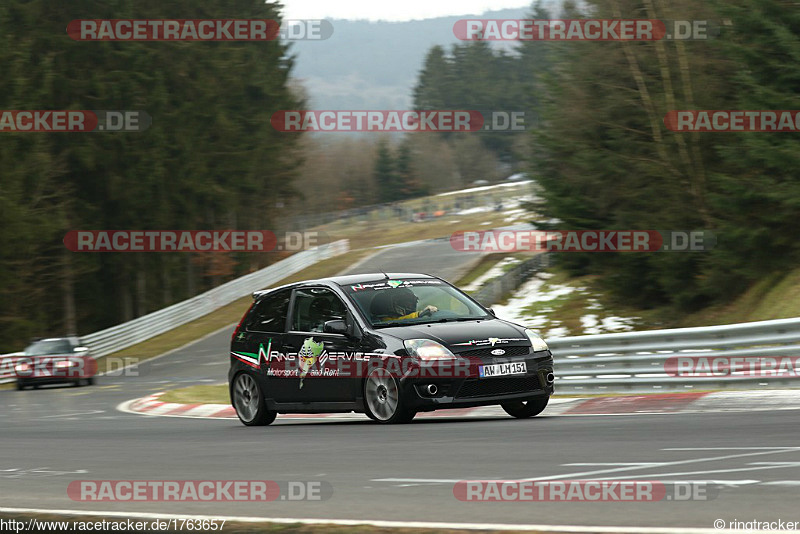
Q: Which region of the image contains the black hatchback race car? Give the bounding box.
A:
[228,273,554,425]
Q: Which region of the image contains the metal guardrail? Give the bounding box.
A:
[548,317,800,393]
[0,240,350,382]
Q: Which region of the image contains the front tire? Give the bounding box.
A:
[364,368,416,424]
[233,372,277,426]
[502,396,549,419]
[16,380,25,391]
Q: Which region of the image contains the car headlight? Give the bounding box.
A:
[525,329,549,352]
[404,339,456,361]
[55,360,75,368]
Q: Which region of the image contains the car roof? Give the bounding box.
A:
[252,273,440,298]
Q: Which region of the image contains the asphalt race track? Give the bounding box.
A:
[2,242,799,531]
[345,237,485,282]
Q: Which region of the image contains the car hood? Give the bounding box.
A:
[377,319,528,348]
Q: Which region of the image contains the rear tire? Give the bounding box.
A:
[232,372,277,426]
[502,396,549,419]
[363,368,416,424]
[15,380,25,391]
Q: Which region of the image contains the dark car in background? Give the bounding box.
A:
[228,273,554,425]
[15,337,97,390]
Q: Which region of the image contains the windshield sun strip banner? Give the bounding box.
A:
[347,279,444,292]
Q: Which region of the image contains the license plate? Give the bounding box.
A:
[479,362,527,378]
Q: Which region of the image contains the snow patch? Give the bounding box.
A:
[546,326,570,337]
[491,275,574,325]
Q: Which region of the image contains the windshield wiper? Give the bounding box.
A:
[373,321,407,328]
[425,316,488,324]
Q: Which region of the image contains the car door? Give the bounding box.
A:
[237,288,292,401]
[281,286,359,403]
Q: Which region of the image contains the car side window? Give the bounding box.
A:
[245,289,292,333]
[291,288,346,333]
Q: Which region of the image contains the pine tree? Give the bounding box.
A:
[374,142,398,203]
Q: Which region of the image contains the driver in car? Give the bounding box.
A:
[382,288,438,321]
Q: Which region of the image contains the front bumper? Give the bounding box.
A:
[402,352,554,411]
[16,375,85,386]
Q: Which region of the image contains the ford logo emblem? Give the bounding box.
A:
[490,349,505,356]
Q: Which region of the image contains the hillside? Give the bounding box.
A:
[288,7,530,110]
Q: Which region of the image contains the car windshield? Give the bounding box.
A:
[25,339,74,356]
[342,279,490,327]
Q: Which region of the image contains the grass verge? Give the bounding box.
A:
[323,211,515,252]
[681,268,800,326]
[158,384,228,404]
[454,253,504,287]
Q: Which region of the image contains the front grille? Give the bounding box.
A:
[456,375,541,398]
[456,345,530,359]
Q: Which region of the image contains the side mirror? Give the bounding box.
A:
[487,308,496,316]
[323,319,348,335]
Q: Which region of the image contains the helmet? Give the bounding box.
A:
[391,288,418,317]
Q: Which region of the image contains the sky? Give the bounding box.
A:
[278,0,533,22]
